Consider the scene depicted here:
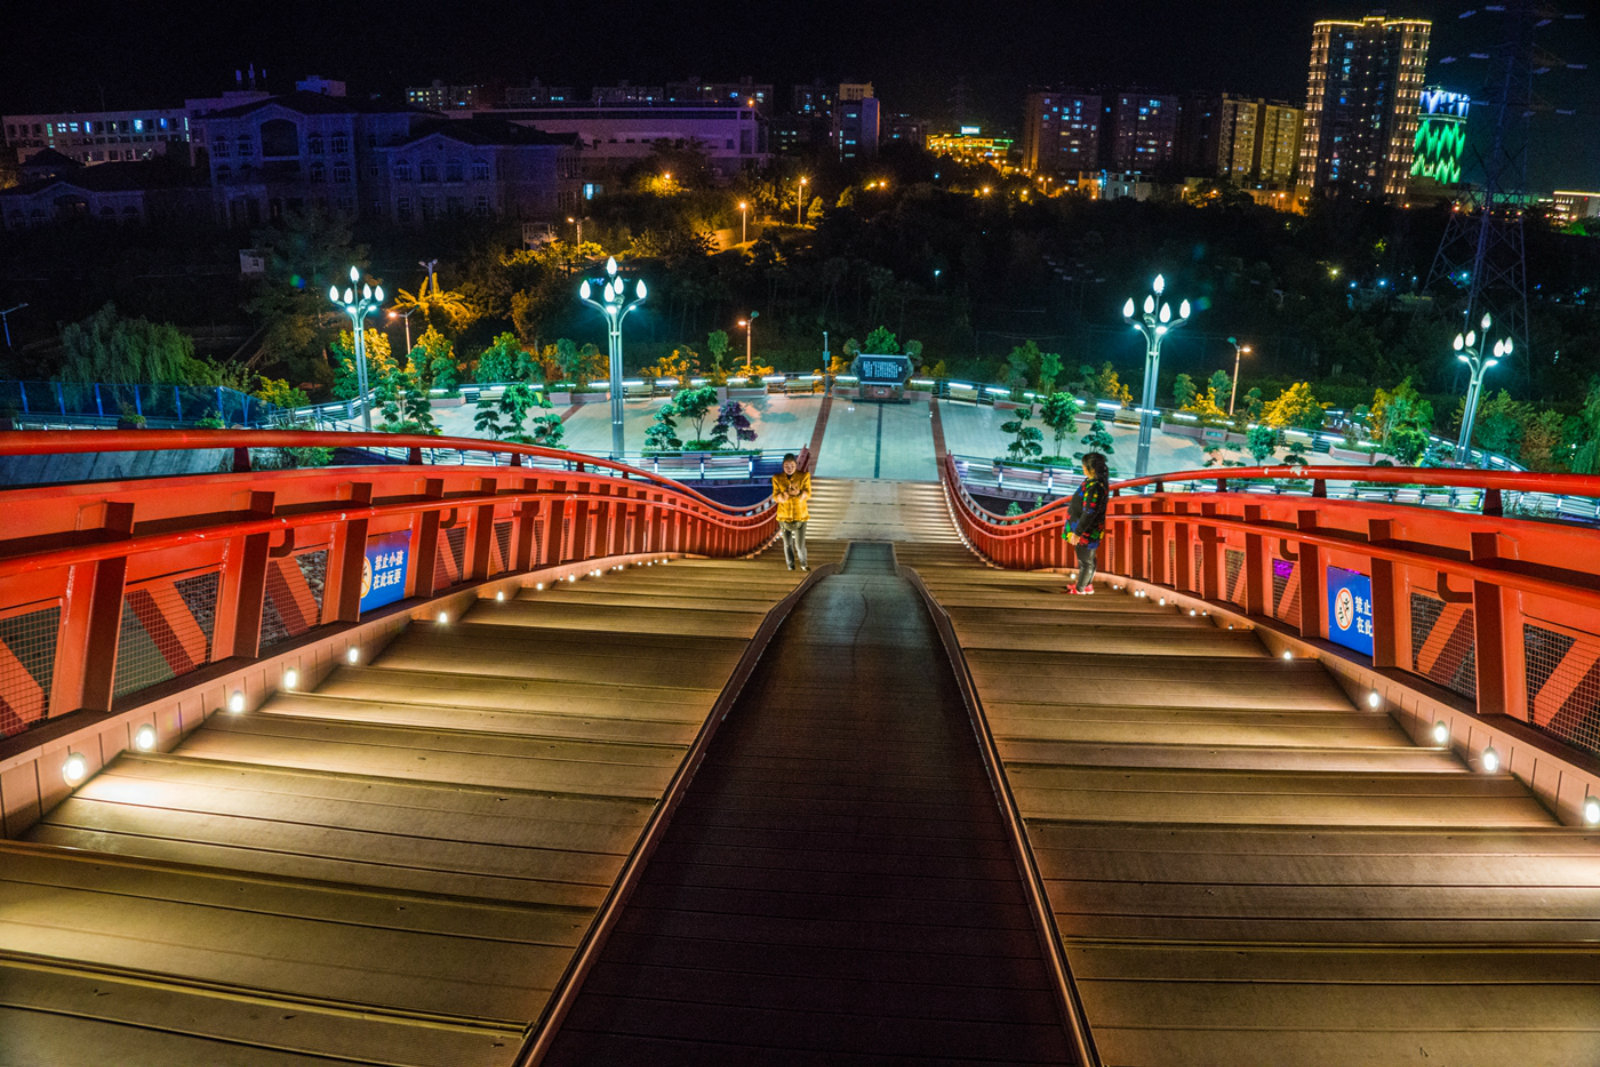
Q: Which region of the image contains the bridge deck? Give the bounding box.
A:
[0,549,837,1066]
[541,541,1075,1065]
[900,539,1600,1067]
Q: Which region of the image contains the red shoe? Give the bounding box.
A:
[1060,583,1078,595]
[1078,584,1095,595]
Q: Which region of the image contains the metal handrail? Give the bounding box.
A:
[0,429,767,517]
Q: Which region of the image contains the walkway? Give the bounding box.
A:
[542,542,1075,1065]
[0,551,835,1066]
[898,542,1600,1066]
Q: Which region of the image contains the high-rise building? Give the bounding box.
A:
[1021,89,1101,174]
[834,95,880,162]
[1107,91,1179,171]
[791,80,836,118]
[1216,95,1304,185]
[1176,92,1221,176]
[1258,102,1303,185]
[1409,87,1469,187]
[1298,15,1431,200]
[590,82,664,105]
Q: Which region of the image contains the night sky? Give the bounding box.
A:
[4,0,1596,188]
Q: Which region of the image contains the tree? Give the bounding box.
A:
[1369,378,1434,449]
[473,392,504,439]
[57,303,205,385]
[1246,425,1279,464]
[1080,416,1115,456]
[1038,348,1063,395]
[1005,340,1042,392]
[1283,433,1312,466]
[806,195,825,223]
[255,377,309,410]
[475,333,538,383]
[706,329,731,373]
[1207,369,1232,405]
[1469,389,1526,461]
[1387,425,1429,466]
[375,366,438,435]
[1039,392,1081,458]
[1261,382,1326,431]
[330,328,395,400]
[391,272,479,334]
[1567,381,1600,474]
[1172,373,1199,410]
[1524,409,1569,472]
[1183,385,1228,423]
[1083,362,1133,405]
[1000,406,1045,461]
[244,205,362,384]
[643,346,699,381]
[712,401,758,449]
[863,325,899,353]
[644,404,682,451]
[670,385,722,446]
[411,326,459,395]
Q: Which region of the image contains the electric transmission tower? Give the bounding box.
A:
[1425,2,1585,380]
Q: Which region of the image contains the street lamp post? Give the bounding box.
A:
[738,200,748,244]
[1122,273,1193,478]
[1226,336,1252,416]
[578,256,647,460]
[330,266,384,431]
[0,303,27,349]
[737,311,759,371]
[566,215,583,247]
[388,307,416,353]
[796,176,809,224]
[1454,312,1510,465]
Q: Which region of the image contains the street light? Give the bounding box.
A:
[1226,336,1252,416]
[578,256,647,459]
[737,200,748,244]
[329,266,383,431]
[1454,312,1511,464]
[566,215,583,246]
[388,307,416,353]
[737,311,759,371]
[796,176,809,224]
[1122,273,1194,478]
[0,303,27,349]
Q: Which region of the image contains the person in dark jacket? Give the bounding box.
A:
[1062,451,1109,594]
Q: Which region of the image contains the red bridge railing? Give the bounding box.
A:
[942,456,1600,766]
[0,430,776,737]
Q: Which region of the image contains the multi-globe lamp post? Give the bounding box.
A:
[329,266,383,431]
[1453,312,1511,464]
[578,256,647,460]
[1122,274,1193,478]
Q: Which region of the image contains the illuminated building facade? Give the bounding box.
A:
[2,108,191,165]
[834,95,880,162]
[1551,190,1600,226]
[1409,87,1468,186]
[1021,90,1101,175]
[1217,96,1304,185]
[1299,15,1430,200]
[1108,91,1178,170]
[927,128,1013,168]
[406,81,487,111]
[665,77,773,114]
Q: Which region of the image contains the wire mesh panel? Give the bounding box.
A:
[1224,549,1246,606]
[1193,543,1205,592]
[1408,592,1477,700]
[1524,621,1600,759]
[1272,559,1302,629]
[435,525,468,586]
[493,520,514,574]
[0,604,61,736]
[113,571,220,699]
[261,550,328,651]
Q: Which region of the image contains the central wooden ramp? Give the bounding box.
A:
[541,543,1076,1065]
[1,548,840,1067]
[899,542,1600,1067]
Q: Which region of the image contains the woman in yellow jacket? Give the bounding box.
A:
[771,453,811,571]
